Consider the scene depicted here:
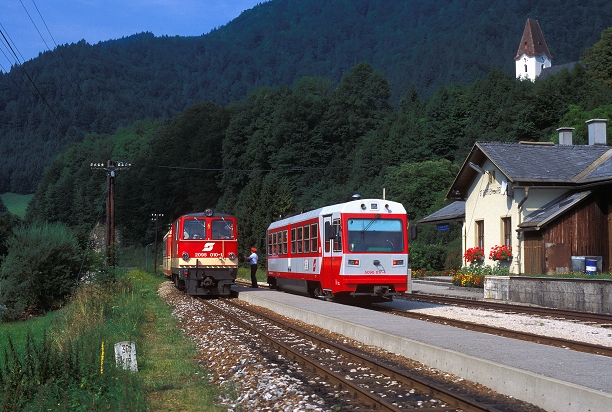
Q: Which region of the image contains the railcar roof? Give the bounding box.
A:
[267,199,406,230]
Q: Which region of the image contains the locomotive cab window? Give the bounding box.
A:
[183,219,206,239]
[212,219,234,239]
[347,218,404,252]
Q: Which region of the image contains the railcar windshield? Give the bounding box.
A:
[347,218,404,252]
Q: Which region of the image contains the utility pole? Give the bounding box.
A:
[91,160,131,266]
[151,213,163,275]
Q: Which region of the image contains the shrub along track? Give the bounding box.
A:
[203,296,545,411]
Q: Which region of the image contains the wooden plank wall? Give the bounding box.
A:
[543,195,609,272]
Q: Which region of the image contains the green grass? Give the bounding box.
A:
[237,265,267,283]
[0,192,33,218]
[0,269,225,411]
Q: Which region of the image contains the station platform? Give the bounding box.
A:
[234,285,612,412]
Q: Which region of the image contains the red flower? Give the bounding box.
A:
[464,247,484,262]
[489,245,512,261]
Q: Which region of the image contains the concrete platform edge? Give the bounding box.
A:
[238,291,612,412]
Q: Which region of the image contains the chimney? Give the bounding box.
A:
[586,119,608,145]
[557,127,574,145]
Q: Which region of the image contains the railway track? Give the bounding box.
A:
[403,293,612,325]
[235,280,612,356]
[372,304,612,357]
[203,297,524,411]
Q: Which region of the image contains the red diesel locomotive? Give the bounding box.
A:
[266,198,409,303]
[162,209,238,296]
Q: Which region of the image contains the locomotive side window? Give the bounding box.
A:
[297,226,303,253]
[303,225,310,253]
[291,228,296,254]
[175,221,180,240]
[332,218,342,252]
[212,219,234,239]
[311,223,318,252]
[282,230,288,254]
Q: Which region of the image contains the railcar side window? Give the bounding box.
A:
[291,228,296,254]
[282,230,288,254]
[303,225,310,253]
[297,226,303,253]
[272,232,278,255]
[332,218,342,252]
[268,233,273,255]
[311,223,318,252]
[276,231,283,255]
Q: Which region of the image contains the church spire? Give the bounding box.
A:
[515,18,552,81]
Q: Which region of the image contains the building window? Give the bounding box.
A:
[488,170,496,184]
[524,64,528,73]
[502,217,512,246]
[476,220,484,249]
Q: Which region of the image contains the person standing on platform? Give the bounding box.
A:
[244,247,258,288]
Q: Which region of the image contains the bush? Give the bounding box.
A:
[0,222,84,321]
[409,242,447,271]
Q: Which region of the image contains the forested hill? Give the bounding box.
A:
[1,0,611,194]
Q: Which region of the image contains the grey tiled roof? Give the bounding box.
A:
[477,142,611,183]
[538,62,578,80]
[417,201,465,225]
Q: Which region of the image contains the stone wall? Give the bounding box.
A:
[484,276,612,314]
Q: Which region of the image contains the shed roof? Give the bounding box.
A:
[417,201,465,225]
[519,190,592,230]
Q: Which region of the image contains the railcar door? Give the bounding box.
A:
[322,214,341,293]
[322,215,333,292]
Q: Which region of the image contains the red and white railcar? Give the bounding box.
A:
[162,209,238,296]
[266,198,409,302]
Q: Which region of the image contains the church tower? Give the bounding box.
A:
[515,18,552,81]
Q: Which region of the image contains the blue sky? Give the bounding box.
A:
[0,0,264,68]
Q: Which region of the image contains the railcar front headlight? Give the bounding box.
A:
[228,252,236,260]
[182,252,190,262]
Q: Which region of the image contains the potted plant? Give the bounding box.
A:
[489,244,512,261]
[464,247,484,264]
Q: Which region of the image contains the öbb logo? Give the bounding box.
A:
[202,242,215,251]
